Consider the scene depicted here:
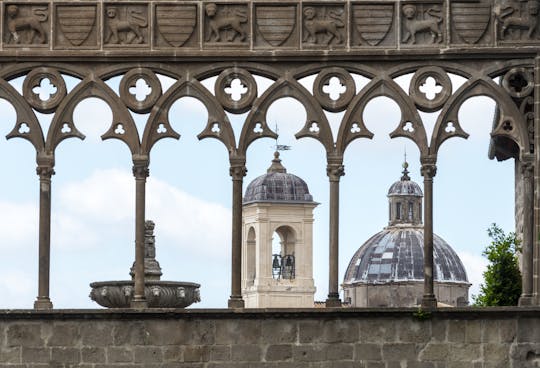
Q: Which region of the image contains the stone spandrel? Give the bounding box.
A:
[0,0,539,58]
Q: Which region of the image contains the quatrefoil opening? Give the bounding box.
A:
[23,68,67,114]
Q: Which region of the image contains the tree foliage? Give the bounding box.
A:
[473,224,522,306]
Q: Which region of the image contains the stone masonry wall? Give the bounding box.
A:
[0,308,539,368]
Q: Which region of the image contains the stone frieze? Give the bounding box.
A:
[0,0,539,57]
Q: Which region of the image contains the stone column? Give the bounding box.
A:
[131,160,149,308]
[534,55,540,305]
[421,159,437,308]
[229,158,246,308]
[34,158,55,310]
[520,159,534,305]
[326,158,344,307]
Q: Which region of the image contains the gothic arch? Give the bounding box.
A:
[431,77,529,159]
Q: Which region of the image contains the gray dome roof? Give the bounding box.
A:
[387,162,423,197]
[388,179,423,197]
[343,228,469,285]
[243,152,314,204]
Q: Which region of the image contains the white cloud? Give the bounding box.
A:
[57,168,230,258]
[457,250,488,300]
[0,201,37,248]
[0,269,35,307]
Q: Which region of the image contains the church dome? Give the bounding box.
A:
[342,159,470,307]
[387,162,423,197]
[243,152,314,204]
[343,228,469,285]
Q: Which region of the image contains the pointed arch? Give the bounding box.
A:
[47,76,139,155]
[336,76,428,156]
[142,78,234,155]
[431,77,529,159]
[0,78,44,152]
[241,77,332,155]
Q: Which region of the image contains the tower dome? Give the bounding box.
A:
[342,160,470,307]
[243,152,314,204]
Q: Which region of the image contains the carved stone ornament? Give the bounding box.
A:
[55,4,97,48]
[401,3,443,45]
[313,68,355,113]
[409,67,452,113]
[502,67,534,98]
[119,68,162,114]
[255,5,297,47]
[451,1,491,44]
[4,3,49,46]
[104,4,148,46]
[155,4,197,48]
[352,3,394,46]
[22,68,67,114]
[302,4,346,46]
[204,3,249,44]
[495,0,539,41]
[215,68,257,114]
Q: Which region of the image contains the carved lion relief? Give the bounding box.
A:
[401,3,444,45]
[104,4,149,46]
[204,3,249,44]
[495,0,539,41]
[4,4,49,46]
[302,5,346,46]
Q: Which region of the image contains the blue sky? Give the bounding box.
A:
[0,72,514,308]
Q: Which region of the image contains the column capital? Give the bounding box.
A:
[230,164,247,180]
[132,164,149,178]
[327,163,345,182]
[36,165,55,179]
[420,163,437,178]
[521,161,534,177]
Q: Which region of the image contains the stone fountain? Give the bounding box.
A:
[90,220,200,308]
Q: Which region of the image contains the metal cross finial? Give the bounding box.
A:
[401,147,410,181]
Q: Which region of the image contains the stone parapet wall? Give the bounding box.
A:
[0,308,539,367]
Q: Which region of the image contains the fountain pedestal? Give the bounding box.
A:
[90,220,200,308]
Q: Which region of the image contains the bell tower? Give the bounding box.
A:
[241,152,317,308]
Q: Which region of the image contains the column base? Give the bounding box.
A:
[421,295,437,309]
[228,296,245,309]
[325,296,342,308]
[519,295,535,306]
[34,297,53,310]
[130,297,148,309]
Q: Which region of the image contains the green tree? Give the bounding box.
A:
[473,224,522,306]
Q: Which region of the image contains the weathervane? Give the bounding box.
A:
[273,124,292,152]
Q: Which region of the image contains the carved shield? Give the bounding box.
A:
[353,4,394,46]
[57,6,96,46]
[156,5,197,47]
[451,3,491,44]
[256,6,296,46]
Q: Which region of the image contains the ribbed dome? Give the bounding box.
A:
[243,152,314,204]
[343,227,469,285]
[388,180,423,197]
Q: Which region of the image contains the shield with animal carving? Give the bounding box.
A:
[451,3,491,44]
[256,6,296,46]
[156,5,197,47]
[57,5,96,46]
[353,4,394,46]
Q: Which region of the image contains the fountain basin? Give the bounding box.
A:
[90,280,200,308]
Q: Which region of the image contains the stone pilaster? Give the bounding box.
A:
[326,158,344,307]
[229,157,247,309]
[421,159,437,309]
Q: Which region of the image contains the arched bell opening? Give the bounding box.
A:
[271,225,297,280]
